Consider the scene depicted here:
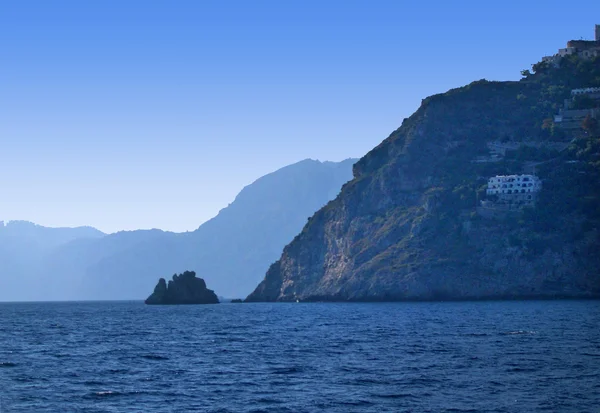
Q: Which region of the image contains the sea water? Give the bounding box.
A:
[0,300,598,412]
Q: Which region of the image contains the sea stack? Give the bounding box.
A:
[145,271,219,305]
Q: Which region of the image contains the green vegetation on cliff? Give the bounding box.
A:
[247,54,600,302]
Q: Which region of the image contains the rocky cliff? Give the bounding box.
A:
[247,55,600,302]
[145,271,219,305]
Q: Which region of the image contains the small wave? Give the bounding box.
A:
[141,354,169,361]
[507,367,538,373]
[339,399,374,406]
[86,390,149,399]
[236,380,261,388]
[255,397,283,404]
[91,390,122,398]
[502,330,537,335]
[375,393,415,399]
[269,366,303,375]
[108,368,129,374]
[13,375,34,382]
[582,352,600,358]
[352,377,388,385]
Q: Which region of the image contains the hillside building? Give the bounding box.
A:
[571,87,600,97]
[553,87,600,130]
[486,174,541,196]
[554,108,600,128]
[483,174,541,210]
[542,25,600,66]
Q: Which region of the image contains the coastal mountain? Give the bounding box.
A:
[0,159,356,301]
[247,52,600,302]
[74,158,356,300]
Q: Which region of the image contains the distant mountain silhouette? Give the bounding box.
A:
[0,159,355,301]
[0,220,104,249]
[0,221,105,301]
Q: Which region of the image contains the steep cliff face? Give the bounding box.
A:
[247,58,600,302]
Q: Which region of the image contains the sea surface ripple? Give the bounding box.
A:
[0,300,599,412]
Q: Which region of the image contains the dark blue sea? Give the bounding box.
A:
[0,301,599,412]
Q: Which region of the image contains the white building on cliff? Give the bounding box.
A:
[484,174,542,209]
[486,174,541,196]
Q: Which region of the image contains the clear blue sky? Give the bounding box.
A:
[1,0,598,233]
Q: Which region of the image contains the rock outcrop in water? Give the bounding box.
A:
[246,53,600,302]
[145,271,219,305]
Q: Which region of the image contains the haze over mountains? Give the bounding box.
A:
[0,158,356,301]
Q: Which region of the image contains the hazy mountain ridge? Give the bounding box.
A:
[0,220,105,250]
[80,158,357,300]
[0,221,106,301]
[0,159,356,301]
